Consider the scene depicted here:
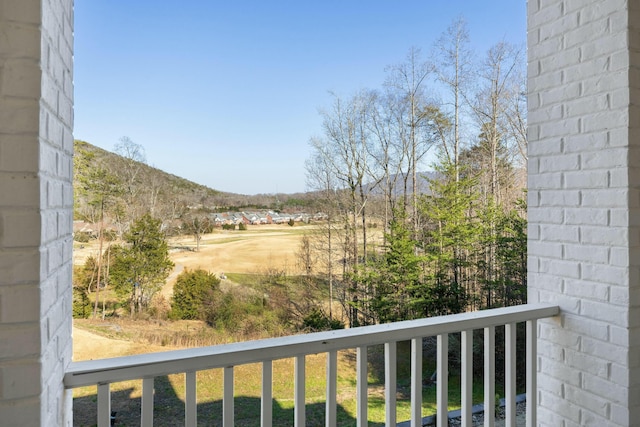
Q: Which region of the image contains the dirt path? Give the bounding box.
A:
[73,325,173,361]
[73,326,137,361]
[160,263,184,299]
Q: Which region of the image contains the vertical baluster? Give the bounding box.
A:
[437,334,448,427]
[411,337,423,427]
[505,323,516,427]
[295,355,306,427]
[262,360,273,427]
[461,330,472,427]
[223,366,234,427]
[97,383,111,427]
[356,346,368,427]
[185,371,197,427]
[484,326,495,427]
[385,341,397,426]
[141,377,154,427]
[326,350,337,427]
[526,320,537,427]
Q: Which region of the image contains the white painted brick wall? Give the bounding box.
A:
[0,0,73,426]
[529,0,640,424]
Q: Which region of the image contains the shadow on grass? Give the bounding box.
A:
[73,375,383,427]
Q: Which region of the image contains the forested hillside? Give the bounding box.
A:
[74,139,219,224]
[73,139,316,232]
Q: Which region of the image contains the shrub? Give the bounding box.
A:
[302,308,344,332]
[170,269,221,320]
[72,286,91,318]
[74,232,92,243]
[102,229,117,241]
[238,222,247,231]
[73,259,97,318]
[149,294,171,320]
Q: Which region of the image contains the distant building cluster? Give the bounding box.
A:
[210,211,328,226]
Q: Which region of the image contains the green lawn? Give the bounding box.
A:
[73,343,504,426]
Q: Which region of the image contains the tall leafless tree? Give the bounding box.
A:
[384,47,434,233]
[112,136,147,228]
[433,16,474,182]
[471,41,524,204]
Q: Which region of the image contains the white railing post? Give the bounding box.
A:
[411,337,423,427]
[295,355,305,427]
[223,366,234,427]
[141,377,154,427]
[385,341,397,426]
[484,326,495,427]
[505,323,516,427]
[437,333,448,427]
[461,330,473,427]
[326,350,337,427]
[356,346,368,426]
[262,360,273,427]
[97,383,111,427]
[185,371,197,427]
[526,320,537,427]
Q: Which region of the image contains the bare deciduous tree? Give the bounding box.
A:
[384,47,435,233]
[433,16,474,182]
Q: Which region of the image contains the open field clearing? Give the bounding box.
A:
[169,228,306,277]
[74,224,312,274]
[74,224,314,300]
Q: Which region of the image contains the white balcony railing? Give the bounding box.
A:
[64,303,559,427]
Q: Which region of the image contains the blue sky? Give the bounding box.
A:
[74,1,526,195]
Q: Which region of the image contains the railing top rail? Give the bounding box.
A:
[65,303,559,388]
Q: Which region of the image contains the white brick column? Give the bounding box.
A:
[0,0,74,425]
[528,0,640,425]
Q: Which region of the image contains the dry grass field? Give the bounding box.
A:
[167,224,310,274]
[74,223,312,300]
[74,224,310,273]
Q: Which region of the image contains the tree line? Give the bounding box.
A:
[304,17,527,326]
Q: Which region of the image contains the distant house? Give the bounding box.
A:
[314,212,328,221]
[273,213,291,224]
[73,220,94,236]
[242,212,261,225]
[255,213,268,224]
[210,213,227,226]
[232,213,246,225]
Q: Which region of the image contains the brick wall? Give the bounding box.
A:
[528,0,639,425]
[0,0,73,425]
